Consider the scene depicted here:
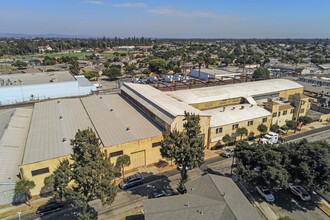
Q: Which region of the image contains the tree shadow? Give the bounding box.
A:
[124,174,174,199]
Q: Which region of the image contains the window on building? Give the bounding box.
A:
[233,98,240,102]
[290,109,294,114]
[232,124,239,130]
[152,142,161,148]
[110,150,123,157]
[301,101,306,105]
[262,118,267,123]
[248,121,253,126]
[283,110,287,115]
[300,108,305,113]
[278,112,281,117]
[205,102,213,107]
[31,167,50,176]
[272,112,277,117]
[216,127,223,133]
[219,100,227,104]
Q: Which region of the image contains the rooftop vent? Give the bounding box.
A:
[240,106,244,110]
[100,96,102,99]
[62,138,67,142]
[184,202,189,207]
[59,116,63,120]
[110,109,113,111]
[250,104,253,108]
[57,100,60,104]
[231,107,235,110]
[126,127,130,131]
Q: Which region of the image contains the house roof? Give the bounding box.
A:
[143,175,262,220]
[165,79,303,105]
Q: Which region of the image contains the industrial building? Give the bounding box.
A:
[2,78,308,201]
[0,71,96,105]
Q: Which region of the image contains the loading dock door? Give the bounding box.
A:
[131,150,146,168]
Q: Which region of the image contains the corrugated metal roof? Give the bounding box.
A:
[0,108,32,183]
[22,99,94,165]
[81,95,162,147]
[122,83,208,125]
[165,79,303,104]
[75,75,94,87]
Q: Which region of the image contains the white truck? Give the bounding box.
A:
[259,132,279,145]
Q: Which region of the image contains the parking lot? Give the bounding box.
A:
[246,184,329,220]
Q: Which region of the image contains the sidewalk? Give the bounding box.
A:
[0,197,49,219]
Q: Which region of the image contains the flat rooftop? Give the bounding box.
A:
[0,108,32,183]
[165,79,303,104]
[0,71,75,87]
[81,95,162,147]
[122,83,207,125]
[203,104,271,127]
[23,99,94,165]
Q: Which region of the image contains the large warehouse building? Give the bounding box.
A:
[0,71,96,105]
[1,78,308,201]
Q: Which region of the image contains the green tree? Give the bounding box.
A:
[142,69,151,75]
[149,58,167,74]
[298,116,313,130]
[257,124,268,136]
[286,120,299,133]
[160,112,204,192]
[69,58,80,75]
[70,129,117,219]
[252,68,270,80]
[236,127,248,140]
[83,71,98,80]
[222,134,232,146]
[53,159,72,201]
[270,124,280,133]
[125,64,136,74]
[104,67,122,80]
[115,155,131,178]
[12,60,27,69]
[15,178,36,206]
[173,66,182,74]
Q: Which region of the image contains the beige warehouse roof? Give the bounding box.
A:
[81,95,162,147]
[165,79,303,104]
[122,83,208,125]
[0,108,32,183]
[204,104,271,127]
[23,99,94,165]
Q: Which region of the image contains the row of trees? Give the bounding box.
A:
[234,139,330,192]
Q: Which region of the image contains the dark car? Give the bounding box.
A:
[277,137,286,144]
[119,173,143,190]
[36,201,64,217]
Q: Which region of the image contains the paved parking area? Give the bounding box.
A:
[246,184,329,220]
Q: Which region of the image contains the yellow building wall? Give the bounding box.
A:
[209,115,272,148]
[319,113,330,122]
[171,115,211,147]
[272,109,294,126]
[279,88,304,99]
[19,135,163,196]
[190,97,242,110]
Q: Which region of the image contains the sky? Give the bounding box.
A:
[0,0,329,38]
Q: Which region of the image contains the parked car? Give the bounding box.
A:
[256,186,275,203]
[221,148,234,158]
[277,137,286,144]
[36,201,64,217]
[119,173,143,190]
[288,183,311,201]
[93,83,102,88]
[152,189,173,198]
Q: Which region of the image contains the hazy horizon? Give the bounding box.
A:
[1,0,330,38]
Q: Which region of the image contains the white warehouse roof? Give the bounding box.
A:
[165,79,303,104]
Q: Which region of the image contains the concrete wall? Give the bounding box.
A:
[190,98,243,110]
[209,115,272,148]
[19,135,163,196]
[0,81,94,105]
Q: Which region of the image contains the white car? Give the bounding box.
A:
[288,183,311,201]
[93,83,102,88]
[256,186,275,203]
